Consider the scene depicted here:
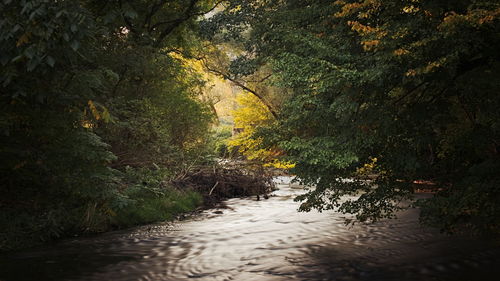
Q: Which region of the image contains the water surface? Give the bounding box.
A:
[1,177,499,281]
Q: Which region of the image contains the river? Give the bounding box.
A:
[1,177,499,281]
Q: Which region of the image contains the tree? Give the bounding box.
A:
[0,0,219,250]
[205,0,500,233]
[228,93,276,164]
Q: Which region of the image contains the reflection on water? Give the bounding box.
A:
[1,176,499,281]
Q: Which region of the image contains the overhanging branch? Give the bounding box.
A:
[204,64,278,119]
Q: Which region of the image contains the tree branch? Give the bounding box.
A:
[154,0,199,46]
[246,74,272,83]
[152,0,225,46]
[119,0,137,33]
[162,48,278,119]
[150,0,223,30]
[144,0,168,30]
[392,81,427,105]
[204,64,278,119]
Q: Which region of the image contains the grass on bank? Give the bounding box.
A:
[110,185,202,228]
[0,167,203,252]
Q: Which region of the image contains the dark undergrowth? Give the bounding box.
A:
[0,164,274,253]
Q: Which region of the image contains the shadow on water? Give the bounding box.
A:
[0,252,136,281]
[1,176,499,281]
[292,214,500,281]
[0,228,151,281]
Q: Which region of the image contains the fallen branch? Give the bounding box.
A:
[209,181,219,196]
[171,164,275,206]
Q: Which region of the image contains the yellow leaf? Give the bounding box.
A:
[361,39,380,51]
[88,100,101,120]
[393,48,409,56]
[16,32,30,47]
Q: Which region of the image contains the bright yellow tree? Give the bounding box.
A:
[228,92,294,169]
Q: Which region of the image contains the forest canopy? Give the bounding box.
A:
[0,0,222,250]
[204,0,500,233]
[1,0,499,252]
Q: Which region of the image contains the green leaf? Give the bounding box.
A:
[70,40,79,51]
[46,55,55,67]
[12,24,21,33]
[26,58,38,71]
[124,9,138,19]
[10,55,23,63]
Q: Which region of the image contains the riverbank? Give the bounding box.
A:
[0,165,274,253]
[0,185,203,253]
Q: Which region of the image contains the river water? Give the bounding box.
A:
[1,177,499,281]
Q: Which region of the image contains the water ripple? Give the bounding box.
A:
[0,178,499,281]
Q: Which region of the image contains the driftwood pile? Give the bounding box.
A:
[172,162,275,206]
